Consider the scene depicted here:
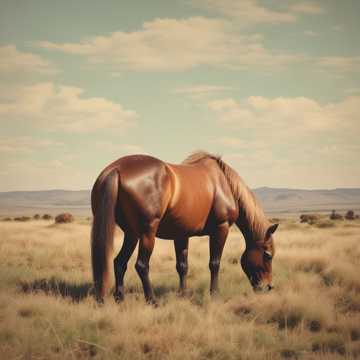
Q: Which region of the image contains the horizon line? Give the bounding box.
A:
[1,186,360,193]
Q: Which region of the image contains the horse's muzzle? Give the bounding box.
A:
[253,284,273,293]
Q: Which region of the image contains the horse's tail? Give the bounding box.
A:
[91,169,119,300]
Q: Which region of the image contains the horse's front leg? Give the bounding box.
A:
[209,222,229,295]
[174,237,189,294]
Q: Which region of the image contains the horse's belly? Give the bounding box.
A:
[156,210,208,239]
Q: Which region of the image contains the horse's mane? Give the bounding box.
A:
[183,151,270,241]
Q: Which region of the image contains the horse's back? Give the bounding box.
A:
[157,162,232,238]
[92,154,238,239]
[163,162,214,217]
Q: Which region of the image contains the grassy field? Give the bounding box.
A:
[0,217,359,359]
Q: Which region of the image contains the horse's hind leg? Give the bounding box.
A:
[135,220,159,305]
[209,222,229,295]
[174,237,189,294]
[114,232,138,302]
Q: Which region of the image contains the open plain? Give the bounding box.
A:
[0,216,359,359]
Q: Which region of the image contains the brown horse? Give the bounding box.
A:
[91,151,278,303]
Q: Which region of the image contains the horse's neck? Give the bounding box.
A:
[236,211,256,247]
[236,197,269,248]
[203,156,269,246]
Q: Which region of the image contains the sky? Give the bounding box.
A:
[0,0,359,191]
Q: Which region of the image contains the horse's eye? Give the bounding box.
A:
[263,250,272,260]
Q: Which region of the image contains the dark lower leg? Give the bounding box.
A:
[135,258,155,303]
[209,223,229,295]
[135,231,156,304]
[209,259,221,294]
[174,237,189,292]
[113,233,138,302]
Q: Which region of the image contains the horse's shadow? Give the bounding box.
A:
[19,278,93,302]
[19,278,179,303]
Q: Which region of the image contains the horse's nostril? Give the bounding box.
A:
[267,284,274,291]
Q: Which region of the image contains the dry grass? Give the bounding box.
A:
[0,218,359,359]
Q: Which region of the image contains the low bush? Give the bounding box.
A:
[299,214,319,224]
[54,213,74,224]
[345,210,355,220]
[330,210,343,220]
[13,216,31,222]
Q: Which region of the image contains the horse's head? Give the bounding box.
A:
[240,223,278,292]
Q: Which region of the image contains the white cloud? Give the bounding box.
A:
[192,0,324,24]
[289,2,324,14]
[0,83,137,133]
[174,84,231,95]
[208,95,360,136]
[0,45,56,75]
[210,136,261,149]
[222,149,360,189]
[345,88,360,94]
[0,159,93,191]
[36,12,359,75]
[209,93,360,188]
[317,56,360,72]
[208,98,239,112]
[304,30,318,37]
[94,142,144,156]
[0,136,63,154]
[333,25,344,32]
[37,17,304,71]
[192,0,296,25]
[208,95,360,187]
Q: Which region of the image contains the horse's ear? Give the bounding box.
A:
[266,223,279,238]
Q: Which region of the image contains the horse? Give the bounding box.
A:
[91,151,278,304]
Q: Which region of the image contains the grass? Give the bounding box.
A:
[0,218,359,359]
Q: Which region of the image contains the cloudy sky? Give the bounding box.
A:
[1,0,359,191]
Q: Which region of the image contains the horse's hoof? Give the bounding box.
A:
[177,288,193,298]
[114,292,125,303]
[114,293,124,303]
[147,298,159,308]
[210,290,220,299]
[95,296,105,305]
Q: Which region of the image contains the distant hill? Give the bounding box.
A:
[0,190,91,216]
[254,187,360,214]
[0,187,359,216]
